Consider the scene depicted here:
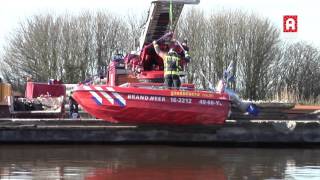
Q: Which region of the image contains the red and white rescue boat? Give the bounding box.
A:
[73,83,230,125]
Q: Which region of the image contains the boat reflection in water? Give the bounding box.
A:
[0,145,320,179]
[86,165,225,180]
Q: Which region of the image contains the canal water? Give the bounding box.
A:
[0,145,320,180]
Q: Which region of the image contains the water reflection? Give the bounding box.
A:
[0,145,319,179]
[285,166,320,180]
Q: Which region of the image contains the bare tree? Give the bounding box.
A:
[237,14,280,100]
[1,14,63,88]
[272,42,320,103]
[125,11,145,50]
[177,10,280,100]
[177,8,207,88]
[94,11,129,73]
[1,11,131,88]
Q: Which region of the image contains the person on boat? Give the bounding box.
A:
[181,38,191,63]
[153,40,181,89]
[175,38,191,72]
[69,95,79,119]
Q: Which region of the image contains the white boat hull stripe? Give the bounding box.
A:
[83,86,102,105]
[95,87,114,105]
[106,87,126,106]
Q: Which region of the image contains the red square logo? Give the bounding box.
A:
[283,15,298,32]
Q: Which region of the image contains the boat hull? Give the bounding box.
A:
[72,85,230,125]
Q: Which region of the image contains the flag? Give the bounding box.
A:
[224,61,235,82]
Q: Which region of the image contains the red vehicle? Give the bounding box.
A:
[72,0,239,125]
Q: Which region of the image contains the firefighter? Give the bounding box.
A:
[153,40,181,89]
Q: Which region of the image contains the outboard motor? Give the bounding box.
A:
[217,61,259,116]
[225,87,259,116]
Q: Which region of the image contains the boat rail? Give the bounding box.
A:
[119,82,196,91]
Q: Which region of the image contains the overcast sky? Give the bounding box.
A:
[0,0,319,55]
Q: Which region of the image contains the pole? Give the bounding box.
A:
[169,0,173,31]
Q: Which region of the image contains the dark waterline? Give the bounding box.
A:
[0,145,320,180]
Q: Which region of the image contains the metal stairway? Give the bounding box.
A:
[139,0,200,50]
